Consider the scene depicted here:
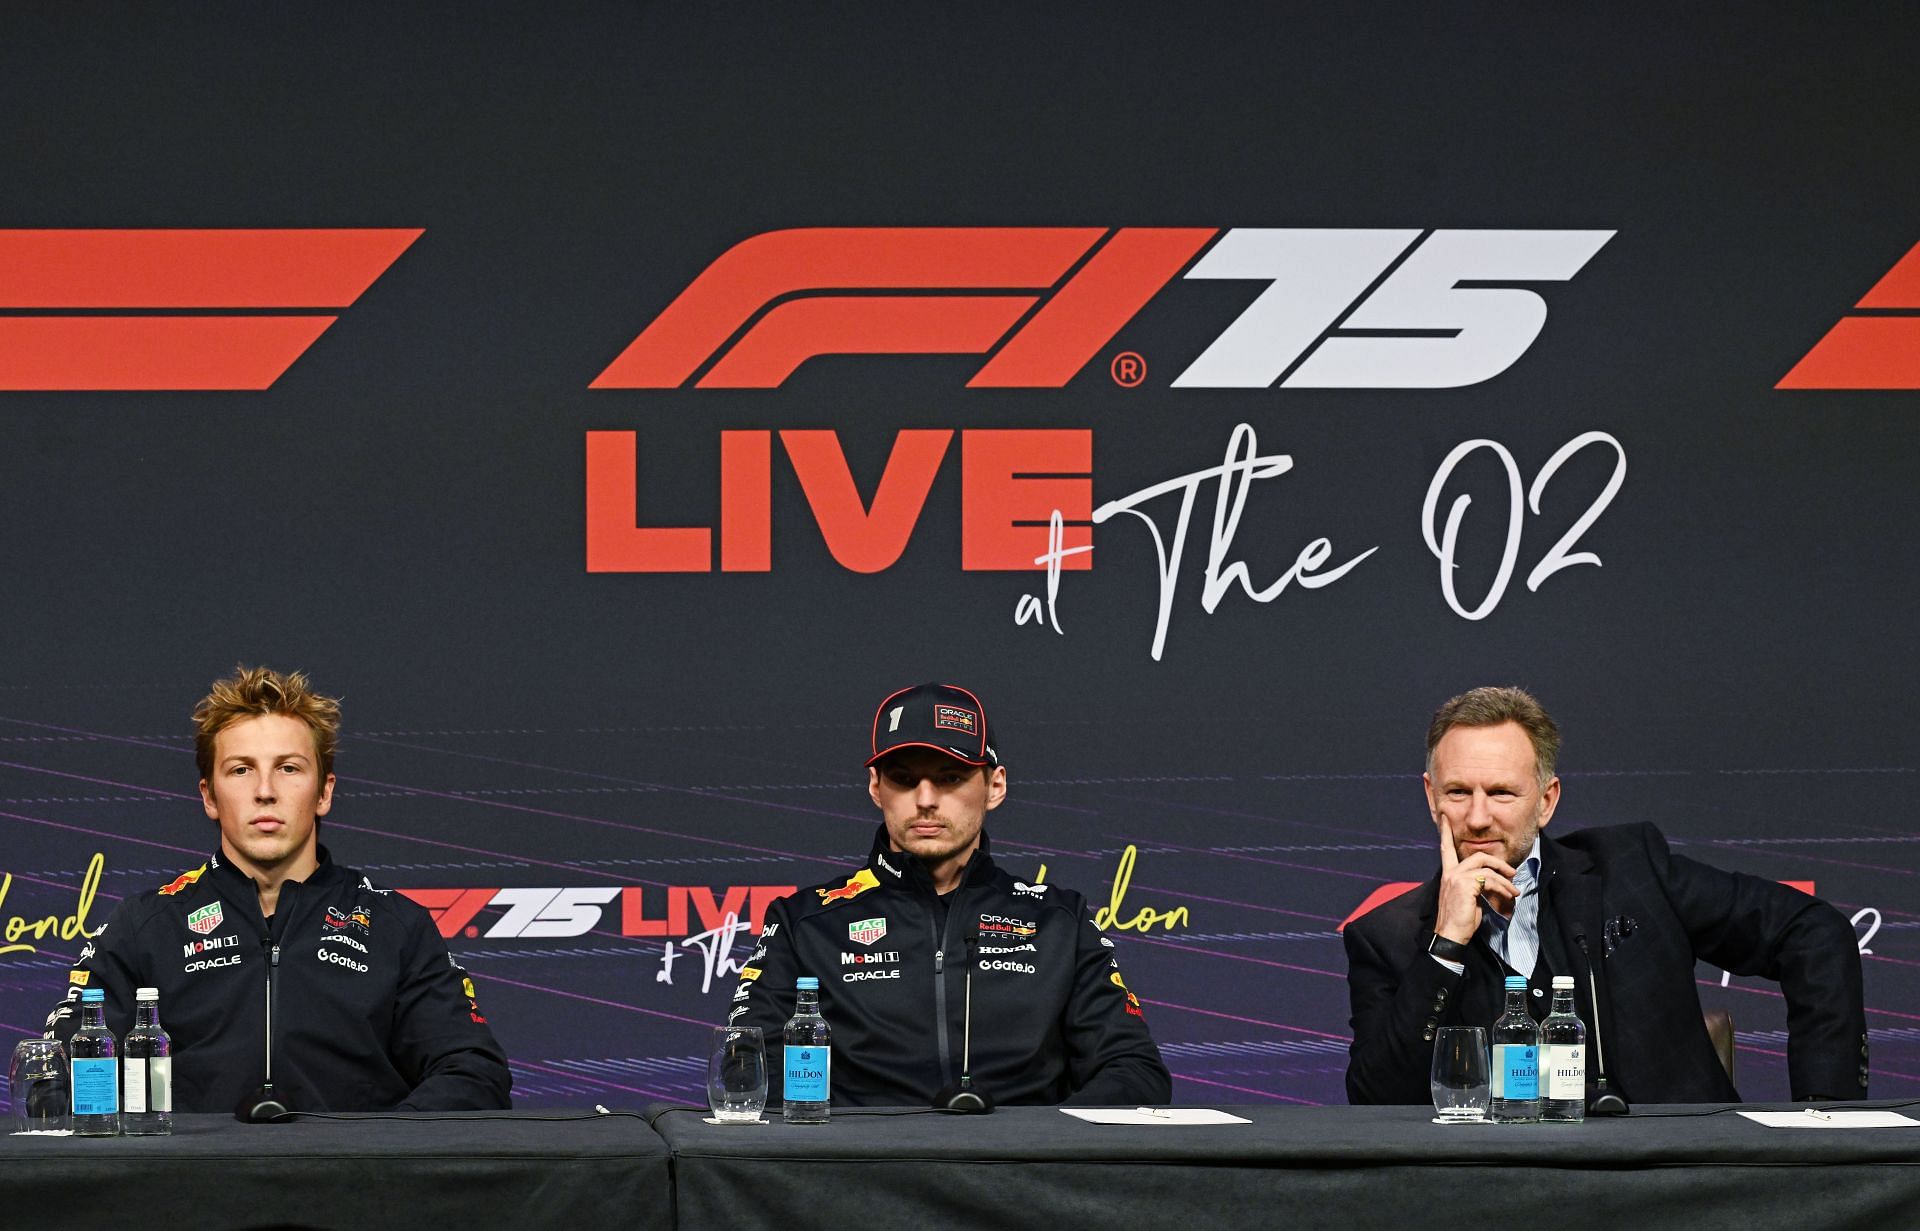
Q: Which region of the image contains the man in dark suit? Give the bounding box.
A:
[1344,686,1868,1105]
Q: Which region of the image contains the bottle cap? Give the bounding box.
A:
[1551,975,1575,990]
[1504,975,1528,990]
[136,987,159,1001]
[796,976,819,990]
[81,988,104,1003]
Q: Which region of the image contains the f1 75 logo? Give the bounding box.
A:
[591,226,1615,389]
[402,883,795,939]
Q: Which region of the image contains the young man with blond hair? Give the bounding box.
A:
[47,666,511,1114]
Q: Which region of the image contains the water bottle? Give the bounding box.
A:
[1489,974,1541,1123]
[783,976,831,1124]
[70,987,119,1136]
[1539,975,1587,1123]
[122,986,173,1135]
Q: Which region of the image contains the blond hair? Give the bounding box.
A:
[193,665,341,781]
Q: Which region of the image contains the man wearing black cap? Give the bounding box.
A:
[729,684,1172,1107]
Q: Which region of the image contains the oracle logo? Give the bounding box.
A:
[590,226,1616,390]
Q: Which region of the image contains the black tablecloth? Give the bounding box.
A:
[650,1101,1920,1231]
[0,1112,671,1231]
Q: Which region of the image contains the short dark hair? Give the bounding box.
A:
[1426,686,1559,788]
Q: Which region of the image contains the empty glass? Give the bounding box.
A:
[1430,1026,1491,1122]
[707,1026,767,1123]
[11,1038,71,1133]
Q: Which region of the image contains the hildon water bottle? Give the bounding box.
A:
[783,976,831,1124]
[122,986,173,1135]
[1540,975,1587,1123]
[1490,974,1541,1123]
[70,987,119,1136]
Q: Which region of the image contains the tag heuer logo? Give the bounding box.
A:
[848,917,888,946]
[186,902,224,935]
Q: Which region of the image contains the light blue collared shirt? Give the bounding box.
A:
[1478,836,1543,978]
[1430,835,1543,977]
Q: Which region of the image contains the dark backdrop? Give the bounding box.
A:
[2,3,1915,1107]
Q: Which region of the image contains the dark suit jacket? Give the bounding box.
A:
[1344,823,1867,1105]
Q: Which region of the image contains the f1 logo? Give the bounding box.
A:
[591,226,1614,389]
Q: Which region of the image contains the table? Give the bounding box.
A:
[0,1111,672,1231]
[650,1101,1920,1231]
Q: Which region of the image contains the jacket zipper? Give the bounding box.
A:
[927,867,968,1084]
[929,903,951,1080]
[264,939,281,1092]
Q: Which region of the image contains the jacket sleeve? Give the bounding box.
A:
[1057,911,1172,1106]
[387,916,514,1111]
[44,898,144,1044]
[1647,825,1869,1100]
[1343,898,1468,1105]
[728,894,800,1105]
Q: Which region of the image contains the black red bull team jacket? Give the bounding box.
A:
[732,826,1172,1106]
[46,846,511,1113]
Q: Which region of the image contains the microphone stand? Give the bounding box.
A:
[238,940,289,1123]
[935,931,993,1114]
[1575,932,1630,1116]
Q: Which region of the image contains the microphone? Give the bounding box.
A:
[934,928,994,1114]
[237,1085,289,1123]
[236,940,290,1123]
[1573,929,1630,1116]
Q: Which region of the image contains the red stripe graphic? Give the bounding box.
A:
[0,317,337,390]
[1778,239,1920,389]
[0,228,422,308]
[591,227,1104,388]
[0,228,420,390]
[1855,239,1920,309]
[1777,318,1920,390]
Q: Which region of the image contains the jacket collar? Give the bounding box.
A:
[206,844,342,910]
[866,823,994,897]
[1539,831,1606,975]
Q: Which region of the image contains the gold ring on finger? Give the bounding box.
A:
[1475,875,1486,890]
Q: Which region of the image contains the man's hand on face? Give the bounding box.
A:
[1434,816,1518,945]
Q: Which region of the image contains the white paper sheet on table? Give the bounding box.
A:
[1060,1107,1251,1126]
[1738,1110,1918,1129]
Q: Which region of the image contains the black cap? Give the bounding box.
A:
[867,683,999,769]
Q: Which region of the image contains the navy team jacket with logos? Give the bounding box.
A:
[46,847,511,1113]
[732,826,1171,1106]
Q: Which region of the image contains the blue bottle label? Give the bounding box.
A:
[1492,1044,1538,1100]
[785,1045,829,1102]
[71,1057,119,1116]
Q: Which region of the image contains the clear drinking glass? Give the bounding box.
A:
[707,1026,767,1123]
[1430,1026,1491,1122]
[11,1038,72,1133]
